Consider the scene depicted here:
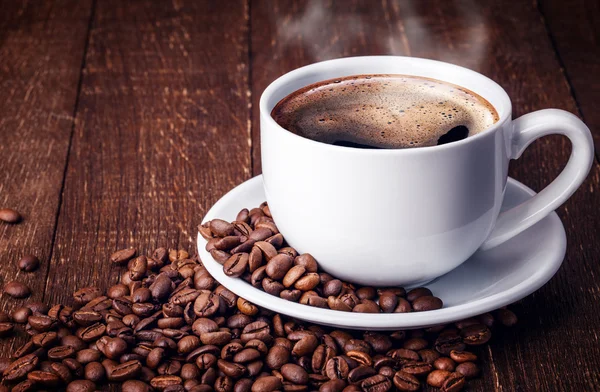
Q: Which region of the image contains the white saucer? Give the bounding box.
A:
[197,175,566,330]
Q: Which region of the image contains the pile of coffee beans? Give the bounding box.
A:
[0,244,517,392]
[200,203,443,313]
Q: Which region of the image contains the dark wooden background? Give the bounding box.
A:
[1,0,599,390]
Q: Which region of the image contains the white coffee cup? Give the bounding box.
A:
[260,56,593,286]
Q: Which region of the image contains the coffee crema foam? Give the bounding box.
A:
[271,74,499,148]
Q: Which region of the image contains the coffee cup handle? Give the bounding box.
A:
[480,109,594,250]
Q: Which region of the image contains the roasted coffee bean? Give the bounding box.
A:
[224,253,250,278]
[66,380,96,392]
[460,324,491,345]
[389,297,411,313]
[180,363,201,380]
[389,348,420,363]
[322,279,342,297]
[495,308,518,327]
[48,345,76,360]
[393,370,420,392]
[417,348,440,364]
[412,295,443,311]
[151,375,183,390]
[122,380,154,392]
[251,376,282,392]
[378,292,398,313]
[26,301,49,314]
[73,309,103,326]
[455,362,479,379]
[427,369,452,387]
[295,273,320,291]
[378,366,395,379]
[0,207,21,223]
[265,233,284,248]
[292,334,319,357]
[194,292,220,317]
[3,281,31,298]
[348,365,377,383]
[151,274,174,300]
[147,348,165,369]
[354,287,375,300]
[266,345,290,370]
[18,255,40,272]
[73,286,102,306]
[353,300,380,313]
[64,358,85,377]
[85,361,106,382]
[441,372,465,392]
[12,380,35,392]
[266,254,294,280]
[210,219,235,237]
[449,350,477,363]
[280,363,308,384]
[178,335,200,354]
[77,349,102,364]
[218,359,246,378]
[237,298,259,316]
[406,287,432,302]
[222,342,244,360]
[319,379,346,392]
[434,357,456,371]
[325,356,349,379]
[78,322,107,342]
[401,361,432,377]
[30,315,58,332]
[111,248,137,264]
[293,254,318,273]
[4,354,39,381]
[403,338,428,351]
[108,283,130,298]
[434,332,466,355]
[234,348,261,363]
[109,360,142,381]
[255,241,278,261]
[201,330,232,345]
[360,374,392,392]
[280,289,302,302]
[50,362,73,384]
[282,265,306,288]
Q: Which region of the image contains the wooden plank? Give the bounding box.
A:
[540,0,600,161]
[0,0,92,356]
[44,0,251,313]
[250,0,600,390]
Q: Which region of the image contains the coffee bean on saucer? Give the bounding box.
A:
[3,281,31,298]
[412,296,442,312]
[406,287,433,302]
[0,208,22,223]
[18,255,40,272]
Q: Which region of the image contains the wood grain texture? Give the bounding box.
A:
[540,0,600,161]
[250,0,600,391]
[0,0,92,356]
[44,0,251,311]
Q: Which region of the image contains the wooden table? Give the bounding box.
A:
[1,1,598,390]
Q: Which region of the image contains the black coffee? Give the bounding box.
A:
[271,74,499,149]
